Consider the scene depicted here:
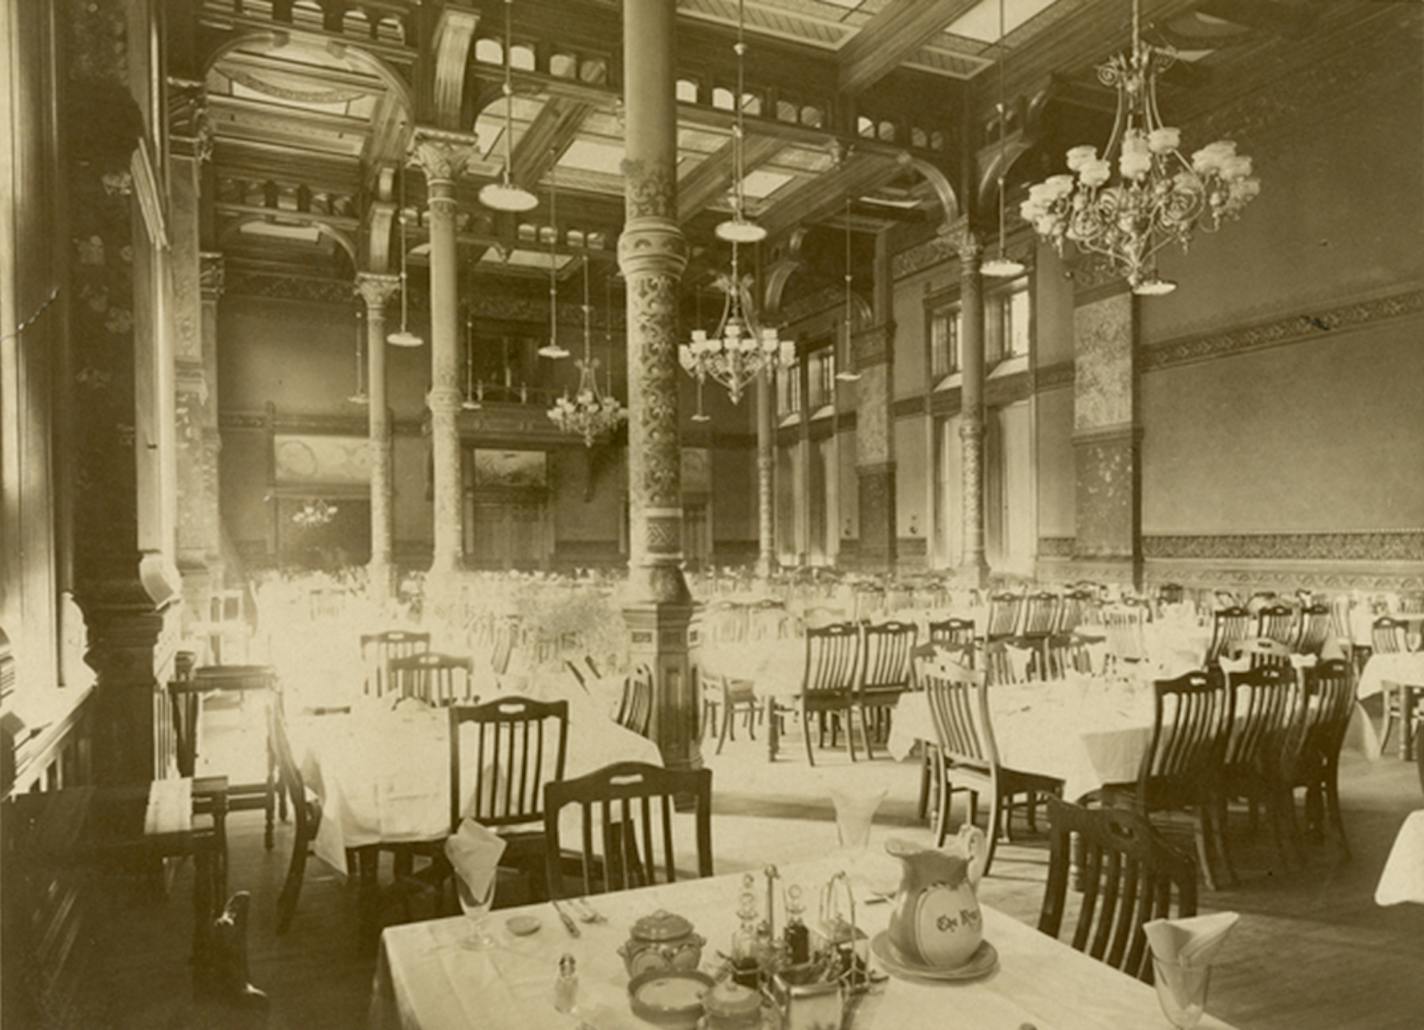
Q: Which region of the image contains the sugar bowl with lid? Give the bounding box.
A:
[619,910,707,977]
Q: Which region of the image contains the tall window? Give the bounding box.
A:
[988,280,1030,364]
[930,303,962,378]
[806,346,835,409]
[776,361,802,417]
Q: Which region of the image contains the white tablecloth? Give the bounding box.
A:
[1376,810,1424,906]
[370,855,1236,1030]
[1357,652,1424,700]
[295,691,662,874]
[888,675,1159,801]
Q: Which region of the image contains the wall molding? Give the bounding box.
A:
[1143,284,1424,372]
[1037,536,1074,558]
[1144,531,1424,563]
[1035,360,1075,391]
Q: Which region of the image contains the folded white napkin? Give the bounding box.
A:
[1144,912,1239,968]
[445,818,507,912]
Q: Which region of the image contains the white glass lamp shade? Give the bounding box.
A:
[479,180,539,213]
[715,217,767,244]
[1133,278,1178,296]
[386,329,424,348]
[981,255,1026,278]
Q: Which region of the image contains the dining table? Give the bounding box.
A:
[1356,651,1424,758]
[370,853,1237,1030]
[291,683,663,878]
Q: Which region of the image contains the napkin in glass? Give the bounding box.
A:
[445,818,507,911]
[1144,911,1239,968]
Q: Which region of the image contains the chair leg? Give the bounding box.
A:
[983,791,1002,878]
[859,705,877,761]
[802,710,817,768]
[1279,786,1306,866]
[1026,792,1038,832]
[845,707,859,763]
[1215,793,1240,886]
[968,791,979,828]
[917,751,931,822]
[1193,806,1219,893]
[745,703,757,741]
[1324,763,1351,859]
[276,842,309,935]
[716,700,733,755]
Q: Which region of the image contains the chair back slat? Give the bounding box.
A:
[927,617,975,649]
[1020,592,1060,638]
[1222,665,1295,769]
[1294,604,1333,656]
[1256,604,1298,647]
[449,698,568,831]
[1206,607,1252,664]
[1140,671,1232,794]
[389,652,476,707]
[1300,659,1355,772]
[1227,636,1292,671]
[1038,798,1198,984]
[1103,605,1147,663]
[859,621,917,693]
[921,662,996,771]
[1372,616,1409,654]
[1055,590,1096,633]
[802,623,861,697]
[543,762,713,898]
[986,592,1022,640]
[360,631,431,697]
[616,664,655,738]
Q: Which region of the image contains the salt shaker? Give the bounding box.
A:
[554,953,578,1014]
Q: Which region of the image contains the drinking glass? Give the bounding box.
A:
[830,784,887,851]
[454,871,498,951]
[1152,957,1210,1029]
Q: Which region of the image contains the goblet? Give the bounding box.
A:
[454,871,498,951]
[1152,956,1210,1029]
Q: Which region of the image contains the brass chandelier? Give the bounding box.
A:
[547,260,626,447]
[1020,0,1260,294]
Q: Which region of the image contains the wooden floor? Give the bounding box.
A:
[60,722,1424,1030]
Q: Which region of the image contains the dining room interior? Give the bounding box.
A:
[2,0,1423,1028]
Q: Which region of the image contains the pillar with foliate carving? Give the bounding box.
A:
[355,272,401,600]
[408,130,478,577]
[958,230,989,586]
[618,0,699,775]
[754,375,777,579]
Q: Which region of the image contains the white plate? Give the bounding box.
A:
[870,932,998,983]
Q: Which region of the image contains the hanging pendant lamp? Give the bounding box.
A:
[461,311,482,409]
[479,0,539,213]
[386,162,424,348]
[835,197,861,382]
[982,0,1026,279]
[715,0,766,244]
[347,307,369,403]
[537,158,569,359]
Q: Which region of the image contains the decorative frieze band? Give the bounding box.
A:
[1144,531,1424,563]
[891,233,957,281]
[1035,360,1075,390]
[1143,285,1423,372]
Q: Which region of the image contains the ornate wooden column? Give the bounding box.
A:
[852,232,897,573]
[958,230,989,586]
[1072,280,1141,587]
[619,0,698,774]
[754,375,776,579]
[356,272,401,600]
[408,130,478,577]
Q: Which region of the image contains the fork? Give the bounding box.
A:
[570,897,606,924]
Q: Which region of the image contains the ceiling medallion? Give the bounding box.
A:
[1020,0,1260,295]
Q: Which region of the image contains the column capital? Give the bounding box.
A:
[199,252,225,301]
[354,271,401,311]
[408,127,480,188]
[167,76,212,163]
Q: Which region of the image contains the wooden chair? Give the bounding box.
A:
[1102,604,1148,667]
[389,653,476,707]
[615,664,654,739]
[543,762,713,898]
[449,698,569,895]
[176,665,280,850]
[857,620,917,756]
[270,704,325,934]
[794,623,862,765]
[1216,664,1300,881]
[1246,591,1279,615]
[1089,671,1233,891]
[1284,659,1355,857]
[1256,604,1298,647]
[1226,636,1292,671]
[359,630,430,698]
[1293,604,1333,656]
[564,659,590,693]
[1156,583,1186,607]
[921,659,1063,875]
[1205,606,1252,665]
[1045,632,1095,680]
[1038,798,1198,984]
[699,664,758,755]
[1013,592,1061,676]
[927,617,976,650]
[1372,616,1415,755]
[984,592,1022,643]
[1054,589,1096,634]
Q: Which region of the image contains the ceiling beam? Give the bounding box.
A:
[759,151,907,241]
[510,97,595,187]
[837,0,981,96]
[676,132,783,223]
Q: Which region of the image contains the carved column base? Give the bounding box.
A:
[78,566,182,784]
[623,599,700,777]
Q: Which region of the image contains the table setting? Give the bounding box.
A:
[372,829,1240,1030]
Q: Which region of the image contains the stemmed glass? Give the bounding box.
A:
[454,871,498,951]
[1152,957,1210,1029]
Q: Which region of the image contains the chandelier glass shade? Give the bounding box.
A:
[547,260,626,447]
[292,498,338,528]
[679,243,792,408]
[1020,0,1260,294]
